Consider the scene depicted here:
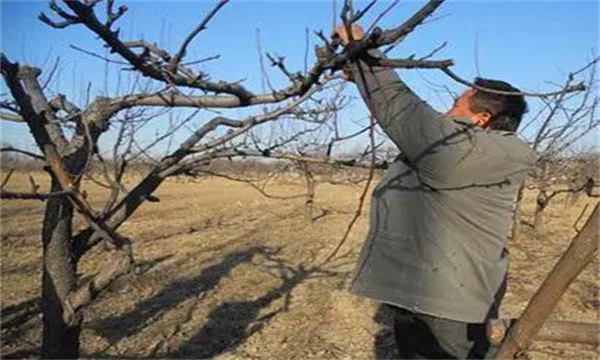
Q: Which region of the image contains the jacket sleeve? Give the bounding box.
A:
[348,49,462,165]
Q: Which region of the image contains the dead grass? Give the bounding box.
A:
[1,172,598,359]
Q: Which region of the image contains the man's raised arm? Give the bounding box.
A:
[338,25,456,163]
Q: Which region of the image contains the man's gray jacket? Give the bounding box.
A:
[348,53,538,323]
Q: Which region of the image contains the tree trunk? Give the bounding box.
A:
[511,184,525,241]
[304,174,316,222]
[533,190,548,233]
[40,178,81,359]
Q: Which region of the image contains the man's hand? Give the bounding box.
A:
[333,24,365,82]
[334,24,364,45]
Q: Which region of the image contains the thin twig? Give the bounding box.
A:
[319,57,378,265]
[1,168,15,189]
[304,27,310,76]
[419,41,448,61]
[168,0,230,73]
[41,56,61,90]
[366,0,400,36]
[193,169,308,200]
[70,44,129,65]
[441,68,586,97]
[1,146,45,160]
[352,0,378,23]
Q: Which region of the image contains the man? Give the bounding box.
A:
[336,25,538,359]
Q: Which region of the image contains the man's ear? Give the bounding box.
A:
[476,111,492,128]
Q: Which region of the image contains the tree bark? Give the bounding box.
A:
[533,189,547,233]
[511,184,525,241]
[301,163,316,222]
[72,171,164,260]
[40,178,81,359]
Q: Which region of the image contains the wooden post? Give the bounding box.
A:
[495,202,599,359]
[489,319,599,346]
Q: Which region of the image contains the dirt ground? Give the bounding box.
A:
[1,172,598,359]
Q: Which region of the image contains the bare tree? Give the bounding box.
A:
[515,58,600,233]
[0,0,468,357]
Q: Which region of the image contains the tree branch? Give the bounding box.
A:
[1,189,74,200]
[69,87,321,257]
[64,250,132,324]
[53,0,452,109]
[441,68,586,97]
[379,0,445,50]
[0,110,24,122]
[167,0,229,74]
[1,146,46,160]
[2,54,131,252]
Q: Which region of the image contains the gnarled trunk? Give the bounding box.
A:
[40,178,81,359]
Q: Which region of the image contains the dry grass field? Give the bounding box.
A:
[1,172,598,359]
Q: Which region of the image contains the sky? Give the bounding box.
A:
[1,0,599,156]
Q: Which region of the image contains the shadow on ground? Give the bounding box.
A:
[0,254,172,359]
[87,240,342,358]
[1,297,40,349]
[170,255,340,359]
[91,246,274,344]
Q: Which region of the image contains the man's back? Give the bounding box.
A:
[350,120,537,322]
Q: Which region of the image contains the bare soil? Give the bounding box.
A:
[1,173,598,359]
